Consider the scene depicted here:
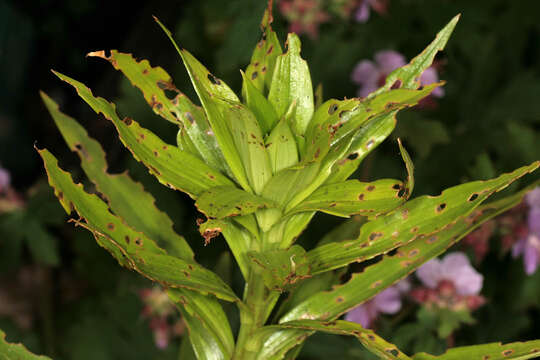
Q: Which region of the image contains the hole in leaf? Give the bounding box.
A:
[328,103,339,115]
[436,203,446,212]
[207,73,221,85]
[251,71,258,80]
[469,193,479,201]
[347,153,358,160]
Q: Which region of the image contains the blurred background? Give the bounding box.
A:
[0,0,539,359]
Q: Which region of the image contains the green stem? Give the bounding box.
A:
[233,266,278,359]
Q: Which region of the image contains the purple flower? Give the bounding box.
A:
[416,252,483,296]
[0,167,10,193]
[355,0,388,23]
[351,50,444,98]
[512,187,540,275]
[345,279,410,328]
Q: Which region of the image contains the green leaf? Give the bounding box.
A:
[280,177,540,324]
[87,50,231,176]
[38,148,239,302]
[265,117,299,173]
[303,85,441,164]
[398,138,415,199]
[0,328,52,359]
[327,112,396,184]
[307,162,539,275]
[268,33,314,136]
[248,245,311,292]
[195,186,279,219]
[289,178,406,217]
[52,71,234,198]
[251,320,411,360]
[157,20,273,194]
[198,218,253,280]
[241,71,279,134]
[265,183,539,356]
[412,340,540,360]
[41,91,194,260]
[169,288,234,360]
[262,162,321,207]
[244,1,283,94]
[372,15,460,96]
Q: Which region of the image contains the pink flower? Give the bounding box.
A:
[512,187,540,275]
[355,0,388,23]
[279,0,330,39]
[0,167,11,193]
[345,279,410,328]
[416,252,483,296]
[352,50,444,98]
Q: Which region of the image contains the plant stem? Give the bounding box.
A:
[233,267,278,359]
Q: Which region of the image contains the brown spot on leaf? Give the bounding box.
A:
[390,80,402,89]
[314,148,321,158]
[107,223,115,230]
[366,185,375,192]
[153,150,159,157]
[328,103,338,115]
[124,235,130,244]
[436,203,447,213]
[251,71,258,80]
[142,69,149,75]
[401,260,412,267]
[370,280,382,289]
[426,236,438,244]
[367,334,376,341]
[58,191,64,200]
[502,350,514,357]
[369,232,383,241]
[139,133,145,140]
[482,356,490,360]
[329,203,337,207]
[335,296,344,303]
[266,45,274,54]
[208,174,216,180]
[411,226,419,233]
[261,66,267,73]
[134,238,142,246]
[123,117,133,125]
[358,193,365,200]
[347,152,358,160]
[469,193,479,201]
[401,209,409,219]
[408,249,419,257]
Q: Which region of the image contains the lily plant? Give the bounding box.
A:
[8,1,539,359]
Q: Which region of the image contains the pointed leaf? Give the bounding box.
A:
[38,148,239,302]
[304,84,441,163]
[308,162,539,274]
[265,117,299,173]
[195,185,279,219]
[327,112,397,183]
[413,340,540,360]
[248,245,311,292]
[277,320,411,360]
[245,0,283,94]
[53,71,234,198]
[372,15,460,96]
[0,329,52,359]
[241,71,279,134]
[268,33,314,136]
[88,50,231,175]
[169,288,234,360]
[41,91,194,260]
[398,138,414,199]
[289,178,406,217]
[281,178,540,323]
